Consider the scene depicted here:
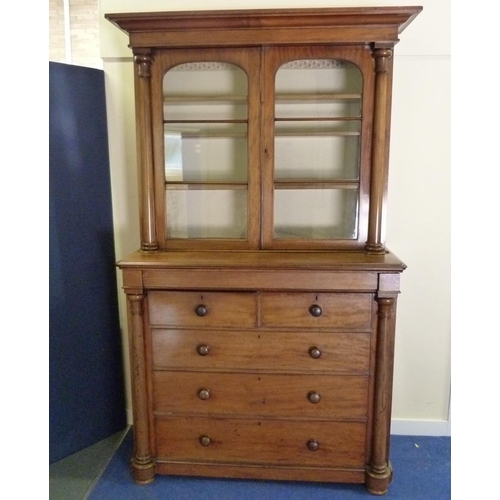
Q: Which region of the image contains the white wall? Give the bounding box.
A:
[100,0,451,436]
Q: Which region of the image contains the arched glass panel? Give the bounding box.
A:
[163,62,248,239]
[273,59,362,240]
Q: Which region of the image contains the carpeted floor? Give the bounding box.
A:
[88,430,450,499]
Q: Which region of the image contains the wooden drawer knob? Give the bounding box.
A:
[308,391,321,404]
[195,304,208,317]
[307,439,320,451]
[199,435,211,447]
[197,344,210,356]
[309,304,322,317]
[309,346,321,359]
[198,388,211,400]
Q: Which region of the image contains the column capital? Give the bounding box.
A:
[134,52,153,78]
[373,48,393,73]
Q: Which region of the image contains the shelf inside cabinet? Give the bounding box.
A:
[274,180,359,189]
[163,93,362,104]
[164,95,248,104]
[275,129,360,137]
[165,182,247,190]
[276,93,361,102]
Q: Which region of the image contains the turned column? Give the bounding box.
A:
[126,293,155,484]
[366,294,397,495]
[133,49,158,252]
[366,47,394,254]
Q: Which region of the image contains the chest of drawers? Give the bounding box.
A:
[118,250,404,494]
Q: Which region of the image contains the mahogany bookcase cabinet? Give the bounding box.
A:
[106,6,422,495]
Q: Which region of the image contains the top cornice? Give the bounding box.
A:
[105,6,423,49]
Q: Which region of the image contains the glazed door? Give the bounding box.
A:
[152,48,261,250]
[261,46,375,250]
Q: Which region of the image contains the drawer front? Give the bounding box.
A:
[148,291,257,328]
[156,416,366,468]
[260,292,372,330]
[152,329,370,373]
[153,372,368,419]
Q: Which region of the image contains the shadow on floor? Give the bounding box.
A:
[50,427,129,500]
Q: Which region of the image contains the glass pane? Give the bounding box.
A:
[163,62,248,121]
[275,59,362,98]
[275,122,359,180]
[166,188,247,239]
[164,98,247,121]
[276,96,361,119]
[274,188,358,239]
[165,124,247,182]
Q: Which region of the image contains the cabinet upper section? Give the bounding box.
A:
[106,7,422,253]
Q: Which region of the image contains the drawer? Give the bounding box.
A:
[148,291,257,328]
[153,372,368,419]
[156,416,366,468]
[152,329,371,373]
[260,292,372,330]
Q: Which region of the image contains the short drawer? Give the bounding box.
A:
[156,416,366,468]
[152,330,371,373]
[148,291,257,328]
[260,292,372,330]
[153,372,368,419]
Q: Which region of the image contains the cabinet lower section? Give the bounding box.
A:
[119,252,403,495]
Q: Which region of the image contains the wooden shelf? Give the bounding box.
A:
[274,180,359,189]
[276,93,361,102]
[165,182,247,190]
[163,93,361,105]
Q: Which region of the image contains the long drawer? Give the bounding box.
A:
[260,292,373,330]
[155,416,367,468]
[152,329,371,373]
[153,371,368,419]
[148,291,257,328]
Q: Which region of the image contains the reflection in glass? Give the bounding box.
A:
[166,188,247,239]
[274,188,358,239]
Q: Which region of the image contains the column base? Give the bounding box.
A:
[140,243,159,253]
[365,243,387,255]
[365,461,393,495]
[131,456,156,485]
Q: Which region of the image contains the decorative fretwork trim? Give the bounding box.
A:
[171,60,349,71]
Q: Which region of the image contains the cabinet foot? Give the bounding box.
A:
[365,462,393,495]
[131,456,156,484]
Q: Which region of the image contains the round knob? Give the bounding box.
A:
[309,304,322,317]
[199,435,211,447]
[308,391,321,404]
[197,344,210,356]
[309,346,321,359]
[307,439,320,451]
[198,388,211,400]
[195,304,208,317]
